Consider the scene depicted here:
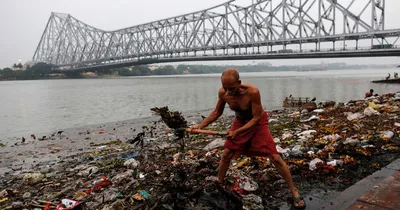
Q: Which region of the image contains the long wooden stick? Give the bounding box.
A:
[184,128,227,136]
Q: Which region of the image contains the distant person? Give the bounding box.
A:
[394,72,398,79]
[365,89,374,98]
[386,73,391,80]
[191,69,306,209]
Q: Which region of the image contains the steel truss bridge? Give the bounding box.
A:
[32,0,400,71]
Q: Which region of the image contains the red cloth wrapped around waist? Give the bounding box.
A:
[224,112,278,159]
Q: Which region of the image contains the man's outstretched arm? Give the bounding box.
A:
[198,88,226,129]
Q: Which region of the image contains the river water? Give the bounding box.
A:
[0,69,399,138]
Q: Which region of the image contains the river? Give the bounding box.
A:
[0,68,399,138]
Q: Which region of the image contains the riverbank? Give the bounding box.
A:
[1,92,400,209]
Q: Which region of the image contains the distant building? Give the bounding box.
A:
[23,61,35,70]
[183,70,190,74]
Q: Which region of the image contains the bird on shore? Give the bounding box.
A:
[311,97,316,102]
[201,115,206,120]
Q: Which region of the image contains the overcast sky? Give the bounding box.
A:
[1,0,400,68]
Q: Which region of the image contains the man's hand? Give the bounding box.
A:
[188,125,200,133]
[226,130,238,141]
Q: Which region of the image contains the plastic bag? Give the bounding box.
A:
[364,107,380,116]
[368,102,378,110]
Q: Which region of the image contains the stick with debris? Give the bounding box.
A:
[150,106,227,138]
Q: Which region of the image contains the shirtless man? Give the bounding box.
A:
[191,69,306,209]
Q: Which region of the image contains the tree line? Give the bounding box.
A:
[0,63,276,80]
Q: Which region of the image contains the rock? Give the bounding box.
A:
[77,166,99,177]
[203,138,225,150]
[301,109,308,114]
[395,122,400,127]
[344,138,360,146]
[111,170,134,186]
[23,173,44,185]
[22,192,31,198]
[309,158,324,171]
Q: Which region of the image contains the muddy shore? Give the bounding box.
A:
[0,94,400,210]
[0,109,220,176]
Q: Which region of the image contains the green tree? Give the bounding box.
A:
[1,68,15,78]
[26,62,55,75]
[117,68,133,76]
[17,63,23,69]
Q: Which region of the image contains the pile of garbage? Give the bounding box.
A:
[1,93,400,210]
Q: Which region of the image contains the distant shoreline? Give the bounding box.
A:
[1,66,399,82]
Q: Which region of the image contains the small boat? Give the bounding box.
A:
[371,78,400,84]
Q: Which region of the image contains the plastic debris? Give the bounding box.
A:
[123,158,139,169]
[364,107,380,116]
[347,112,364,121]
[309,158,324,171]
[381,131,394,140]
[203,138,225,150]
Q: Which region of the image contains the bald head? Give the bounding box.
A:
[221,69,241,95]
[221,69,240,82]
